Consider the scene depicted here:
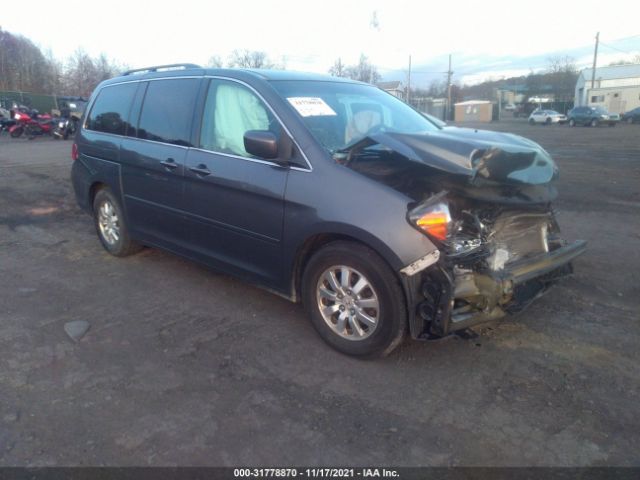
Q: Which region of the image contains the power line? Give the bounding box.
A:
[610,33,640,41]
[599,41,636,55]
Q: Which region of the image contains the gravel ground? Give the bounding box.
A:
[0,119,638,466]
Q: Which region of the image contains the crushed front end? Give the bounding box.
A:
[405,197,586,338]
[341,129,587,339]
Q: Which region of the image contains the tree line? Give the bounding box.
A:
[0,28,123,98]
[211,50,383,84]
[1,26,384,100]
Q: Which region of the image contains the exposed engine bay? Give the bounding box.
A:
[338,130,587,338]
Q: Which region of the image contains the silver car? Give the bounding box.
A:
[528,109,567,125]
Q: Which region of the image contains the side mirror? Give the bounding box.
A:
[244,130,279,160]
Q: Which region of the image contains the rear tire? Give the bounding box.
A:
[301,241,407,358]
[10,127,23,138]
[590,118,598,127]
[628,118,634,125]
[92,187,142,257]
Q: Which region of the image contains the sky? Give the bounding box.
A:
[2,0,639,87]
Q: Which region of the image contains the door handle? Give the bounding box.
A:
[161,158,179,170]
[188,164,211,176]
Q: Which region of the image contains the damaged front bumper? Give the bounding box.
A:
[499,239,586,286]
[401,239,587,339]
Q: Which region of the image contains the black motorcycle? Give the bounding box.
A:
[53,116,77,140]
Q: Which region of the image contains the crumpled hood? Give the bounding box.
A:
[363,128,558,186]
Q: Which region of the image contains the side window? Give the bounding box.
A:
[199,79,279,158]
[85,83,137,135]
[137,78,199,146]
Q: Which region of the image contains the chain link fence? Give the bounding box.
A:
[0,90,59,113]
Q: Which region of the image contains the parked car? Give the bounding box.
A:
[621,107,640,124]
[71,64,586,357]
[567,106,619,127]
[504,103,516,111]
[528,109,567,125]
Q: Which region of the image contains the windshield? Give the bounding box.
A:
[593,106,608,114]
[271,80,438,153]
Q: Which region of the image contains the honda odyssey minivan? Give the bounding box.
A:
[71,64,586,357]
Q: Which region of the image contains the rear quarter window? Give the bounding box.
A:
[85,83,137,135]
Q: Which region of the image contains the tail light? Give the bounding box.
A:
[409,201,451,242]
[71,142,78,161]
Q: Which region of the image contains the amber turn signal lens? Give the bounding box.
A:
[416,212,449,241]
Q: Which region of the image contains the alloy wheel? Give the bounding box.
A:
[98,200,120,245]
[316,265,380,341]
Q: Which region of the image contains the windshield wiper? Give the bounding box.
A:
[332,136,381,165]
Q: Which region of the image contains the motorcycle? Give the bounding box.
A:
[8,109,55,139]
[53,116,77,140]
[0,117,16,134]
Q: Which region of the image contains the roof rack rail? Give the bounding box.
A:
[122,63,202,76]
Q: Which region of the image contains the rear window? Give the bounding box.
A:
[85,83,137,135]
[137,79,199,147]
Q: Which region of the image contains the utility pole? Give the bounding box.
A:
[591,32,600,95]
[446,54,453,121]
[407,55,412,105]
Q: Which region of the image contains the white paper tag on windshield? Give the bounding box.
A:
[287,97,336,117]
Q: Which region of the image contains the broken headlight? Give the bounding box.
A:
[409,201,451,243]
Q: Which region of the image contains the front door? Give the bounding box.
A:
[183,79,289,285]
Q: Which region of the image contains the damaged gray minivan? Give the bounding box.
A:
[72,65,586,357]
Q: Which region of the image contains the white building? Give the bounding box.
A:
[575,64,640,114]
[376,81,405,100]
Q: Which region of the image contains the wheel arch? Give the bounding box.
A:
[290,229,405,304]
[88,181,108,210]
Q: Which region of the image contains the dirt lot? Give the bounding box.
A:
[0,119,639,467]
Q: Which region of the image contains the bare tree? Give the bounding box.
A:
[61,49,121,97]
[207,55,224,68]
[328,58,347,77]
[344,54,380,83]
[546,55,578,102]
[0,28,121,99]
[426,79,446,97]
[0,28,57,93]
[227,49,282,69]
[63,49,98,97]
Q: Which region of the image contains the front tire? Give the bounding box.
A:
[92,188,142,257]
[302,241,407,358]
[590,118,599,127]
[528,118,535,125]
[568,119,575,127]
